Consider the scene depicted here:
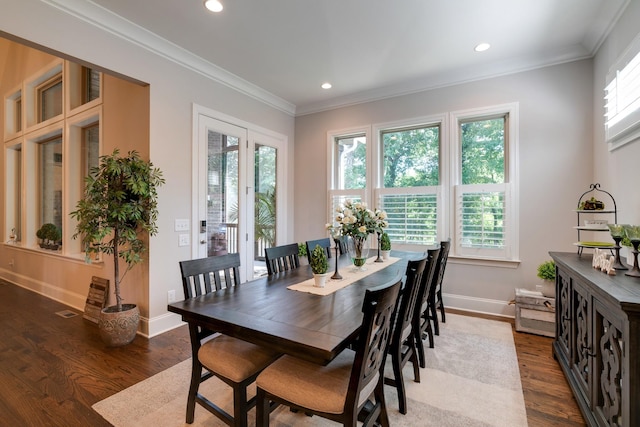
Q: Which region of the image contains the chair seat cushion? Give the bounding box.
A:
[198,335,280,383]
[256,350,355,414]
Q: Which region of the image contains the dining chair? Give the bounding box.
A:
[255,272,403,427]
[384,255,428,415]
[179,253,281,427]
[305,238,332,260]
[264,243,300,275]
[426,239,451,336]
[413,247,441,368]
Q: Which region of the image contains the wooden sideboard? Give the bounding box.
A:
[550,252,640,427]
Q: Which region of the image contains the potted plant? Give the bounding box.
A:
[71,149,164,346]
[380,232,391,260]
[310,244,329,287]
[621,235,633,267]
[298,242,308,265]
[36,223,61,250]
[537,260,556,298]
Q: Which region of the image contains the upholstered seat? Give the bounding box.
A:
[179,253,280,427]
[256,273,403,427]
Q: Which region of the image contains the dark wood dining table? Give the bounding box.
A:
[167,251,420,365]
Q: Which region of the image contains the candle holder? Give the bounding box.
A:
[623,225,640,278]
[374,232,383,263]
[608,224,628,271]
[331,238,342,280]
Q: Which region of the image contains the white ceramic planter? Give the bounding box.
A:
[313,273,329,288]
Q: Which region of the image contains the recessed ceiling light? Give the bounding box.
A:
[474,43,491,52]
[204,0,223,13]
[321,82,332,89]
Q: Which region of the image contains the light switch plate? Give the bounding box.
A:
[179,234,190,246]
[175,219,189,231]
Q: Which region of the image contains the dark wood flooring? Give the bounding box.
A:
[0,281,585,426]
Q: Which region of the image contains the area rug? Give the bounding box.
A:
[93,314,527,426]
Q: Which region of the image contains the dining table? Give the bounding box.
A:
[167,251,421,365]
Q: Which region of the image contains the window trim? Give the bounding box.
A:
[450,103,519,262]
[605,32,640,151]
[326,105,519,264]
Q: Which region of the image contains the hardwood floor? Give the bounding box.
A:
[0,281,585,426]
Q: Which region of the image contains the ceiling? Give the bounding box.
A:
[59,0,628,115]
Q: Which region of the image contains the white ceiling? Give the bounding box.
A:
[58,0,628,115]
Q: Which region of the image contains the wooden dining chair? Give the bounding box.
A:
[426,239,451,336]
[384,255,428,415]
[179,253,280,427]
[413,247,441,368]
[264,243,300,275]
[255,273,403,427]
[305,238,332,260]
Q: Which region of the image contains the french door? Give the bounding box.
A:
[196,113,285,281]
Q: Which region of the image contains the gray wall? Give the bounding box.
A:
[593,0,640,225]
[0,0,295,336]
[295,60,594,316]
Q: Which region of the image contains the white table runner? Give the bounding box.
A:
[287,256,401,296]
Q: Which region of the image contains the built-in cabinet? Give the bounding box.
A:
[551,252,640,427]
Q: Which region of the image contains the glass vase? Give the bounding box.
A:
[347,235,370,271]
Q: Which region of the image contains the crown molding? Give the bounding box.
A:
[42,0,296,116]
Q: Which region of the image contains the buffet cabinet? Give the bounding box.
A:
[550,252,640,427]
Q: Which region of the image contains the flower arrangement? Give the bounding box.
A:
[326,200,388,238]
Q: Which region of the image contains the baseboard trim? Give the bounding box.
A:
[443,293,515,318]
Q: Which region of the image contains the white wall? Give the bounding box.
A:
[593,0,640,225]
[0,0,295,336]
[295,60,594,316]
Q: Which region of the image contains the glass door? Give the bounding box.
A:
[197,115,287,281]
[197,116,246,277]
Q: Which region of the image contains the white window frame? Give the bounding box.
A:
[605,33,640,151]
[327,104,519,264]
[327,126,371,220]
[450,103,519,262]
[373,115,448,252]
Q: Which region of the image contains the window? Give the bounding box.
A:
[452,105,518,260]
[605,34,640,149]
[15,97,22,133]
[5,144,22,242]
[38,75,63,122]
[328,104,518,262]
[377,124,440,246]
[39,135,63,234]
[328,129,369,219]
[83,67,101,103]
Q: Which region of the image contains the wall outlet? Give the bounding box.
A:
[179,234,190,246]
[168,290,176,303]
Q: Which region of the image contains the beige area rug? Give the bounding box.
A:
[93,314,527,426]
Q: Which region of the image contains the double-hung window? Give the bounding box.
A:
[452,105,518,260]
[328,129,369,216]
[376,122,442,248]
[328,103,518,263]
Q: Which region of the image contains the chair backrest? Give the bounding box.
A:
[433,239,451,292]
[414,247,441,321]
[264,243,300,275]
[305,238,332,260]
[391,256,428,348]
[337,236,348,255]
[179,252,241,298]
[346,272,402,413]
